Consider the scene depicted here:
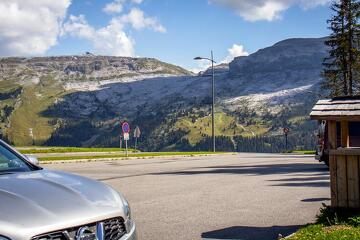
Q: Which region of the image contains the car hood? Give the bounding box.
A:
[0,170,125,240]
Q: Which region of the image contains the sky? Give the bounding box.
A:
[0,0,333,72]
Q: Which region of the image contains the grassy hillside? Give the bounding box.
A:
[6,75,64,145]
[0,56,192,147]
[135,103,316,152]
[173,111,268,145]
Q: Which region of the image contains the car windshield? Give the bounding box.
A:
[0,143,31,173]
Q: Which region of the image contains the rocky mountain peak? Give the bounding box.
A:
[0,55,191,85]
[229,37,328,77]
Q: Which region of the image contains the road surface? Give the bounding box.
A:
[46,153,330,240]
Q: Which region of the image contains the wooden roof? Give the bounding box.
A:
[310,97,360,120]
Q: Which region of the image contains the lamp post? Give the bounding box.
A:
[194,51,216,152]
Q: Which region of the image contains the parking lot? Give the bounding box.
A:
[47,153,330,240]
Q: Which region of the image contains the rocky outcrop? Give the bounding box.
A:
[0,55,192,82]
[229,38,328,76]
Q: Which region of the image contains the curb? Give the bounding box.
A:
[40,153,237,164]
[283,232,296,239]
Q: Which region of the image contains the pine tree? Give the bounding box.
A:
[323,0,360,96]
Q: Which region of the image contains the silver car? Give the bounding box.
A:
[0,140,136,240]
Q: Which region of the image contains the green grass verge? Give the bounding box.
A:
[291,150,316,155]
[19,147,136,154]
[38,151,225,161]
[288,224,360,240]
[287,205,360,240]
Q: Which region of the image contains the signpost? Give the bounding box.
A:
[283,127,290,151]
[133,126,141,151]
[122,122,130,157]
[119,134,123,149]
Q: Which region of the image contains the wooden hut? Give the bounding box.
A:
[310,96,360,208]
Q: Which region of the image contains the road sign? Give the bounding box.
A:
[283,127,290,134]
[134,126,141,138]
[283,127,290,151]
[134,126,141,151]
[122,122,130,133]
[121,123,130,157]
[119,134,122,149]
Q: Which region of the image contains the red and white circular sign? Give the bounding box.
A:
[122,122,130,134]
[283,127,290,134]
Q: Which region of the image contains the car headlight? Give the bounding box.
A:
[117,192,131,219]
[118,193,134,234]
[0,236,10,240]
[122,196,131,220]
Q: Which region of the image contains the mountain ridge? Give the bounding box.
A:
[0,37,327,152]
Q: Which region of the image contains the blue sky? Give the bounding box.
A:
[0,0,332,72]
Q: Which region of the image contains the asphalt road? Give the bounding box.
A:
[46,153,330,240]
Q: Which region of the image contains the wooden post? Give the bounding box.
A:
[338,121,349,207]
[328,121,338,207]
[328,121,337,150]
[337,155,348,207]
[347,155,359,208]
[341,121,349,148]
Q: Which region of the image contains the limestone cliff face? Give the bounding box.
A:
[0,56,191,81]
[230,38,328,76]
[218,38,328,110]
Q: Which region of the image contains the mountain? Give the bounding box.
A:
[225,37,327,110]
[0,38,328,152]
[0,56,192,146]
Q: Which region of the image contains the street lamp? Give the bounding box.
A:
[194,51,216,152]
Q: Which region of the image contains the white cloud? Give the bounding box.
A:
[299,0,330,9]
[62,0,166,56]
[222,44,249,63]
[63,7,166,56]
[121,8,166,33]
[209,0,330,21]
[62,15,94,39]
[103,0,144,14]
[0,0,71,56]
[191,59,212,74]
[94,18,135,56]
[103,0,124,14]
[63,15,134,56]
[192,44,249,73]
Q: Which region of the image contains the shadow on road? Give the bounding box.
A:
[269,176,329,182]
[269,181,329,187]
[267,174,330,188]
[301,197,331,202]
[152,163,328,176]
[201,225,302,240]
[150,163,330,188]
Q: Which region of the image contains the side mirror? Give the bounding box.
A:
[24,154,39,166]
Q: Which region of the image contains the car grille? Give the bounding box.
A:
[32,231,67,240]
[104,218,127,240]
[31,217,126,240]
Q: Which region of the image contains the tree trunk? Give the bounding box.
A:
[347,0,354,95]
[342,13,349,96]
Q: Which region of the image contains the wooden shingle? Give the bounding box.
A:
[310,96,360,121]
